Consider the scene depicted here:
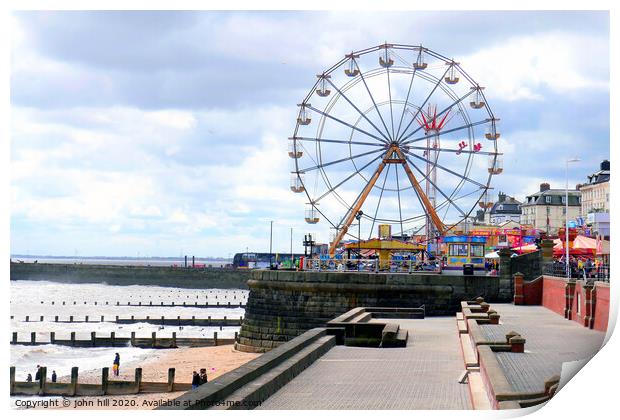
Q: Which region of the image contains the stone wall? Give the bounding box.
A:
[236,270,511,352]
[10,262,250,289]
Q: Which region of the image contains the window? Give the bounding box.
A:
[449,244,468,256]
[470,244,484,257]
[545,196,551,204]
[561,196,566,204]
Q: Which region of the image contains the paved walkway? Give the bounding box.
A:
[479,304,605,394]
[259,317,471,410]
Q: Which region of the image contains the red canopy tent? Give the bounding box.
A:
[512,235,598,256]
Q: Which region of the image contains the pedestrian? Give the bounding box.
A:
[26,373,32,382]
[191,371,200,389]
[51,370,57,383]
[34,365,41,381]
[199,368,208,384]
[113,353,120,376]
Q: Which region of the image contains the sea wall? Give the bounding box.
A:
[10,262,250,289]
[236,269,512,352]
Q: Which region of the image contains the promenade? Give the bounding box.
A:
[259,303,605,410]
[260,317,472,409]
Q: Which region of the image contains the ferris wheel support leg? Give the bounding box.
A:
[328,158,388,257]
[395,149,446,236]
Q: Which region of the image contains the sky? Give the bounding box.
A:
[9,10,610,258]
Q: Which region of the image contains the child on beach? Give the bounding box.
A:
[192,371,200,389]
[112,353,120,376]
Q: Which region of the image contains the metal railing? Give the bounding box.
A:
[304,258,441,274]
[542,262,610,282]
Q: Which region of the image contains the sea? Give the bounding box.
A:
[10,280,248,401]
[11,256,231,268]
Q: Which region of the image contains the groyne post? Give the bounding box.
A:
[31,332,36,345]
[91,332,96,346]
[70,367,78,396]
[10,366,15,395]
[152,332,157,348]
[71,332,76,346]
[167,368,175,392]
[50,332,55,344]
[12,332,17,344]
[38,366,47,395]
[214,332,218,346]
[101,367,109,395]
[131,332,136,346]
[110,332,115,346]
[172,332,177,347]
[135,368,142,393]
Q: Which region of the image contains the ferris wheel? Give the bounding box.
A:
[289,43,503,256]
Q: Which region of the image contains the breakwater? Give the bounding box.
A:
[236,269,513,352]
[10,262,250,289]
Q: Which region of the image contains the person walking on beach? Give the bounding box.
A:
[113,353,120,376]
[26,374,32,382]
[191,371,200,389]
[199,368,208,384]
[51,371,57,383]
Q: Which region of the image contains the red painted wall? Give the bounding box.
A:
[593,282,610,332]
[522,277,543,305]
[542,277,567,316]
[570,281,585,325]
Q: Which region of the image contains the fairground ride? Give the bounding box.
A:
[288,43,503,257]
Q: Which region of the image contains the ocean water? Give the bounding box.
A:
[12,257,230,267]
[10,280,248,393]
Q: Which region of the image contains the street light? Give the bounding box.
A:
[565,157,580,277]
[355,210,364,270]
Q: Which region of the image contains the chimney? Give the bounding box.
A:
[540,183,550,192]
[498,191,506,203]
[601,160,610,171]
[576,183,583,190]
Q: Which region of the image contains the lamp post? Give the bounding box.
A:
[269,221,274,269]
[565,158,580,277]
[355,210,364,270]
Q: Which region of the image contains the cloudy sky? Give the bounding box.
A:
[10,10,609,258]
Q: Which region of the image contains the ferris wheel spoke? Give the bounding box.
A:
[299,147,385,173]
[394,67,418,140]
[394,164,405,237]
[399,88,477,143]
[293,136,385,148]
[305,104,388,144]
[396,65,452,143]
[313,152,385,204]
[368,164,391,240]
[324,78,391,143]
[386,67,396,140]
[403,149,487,189]
[405,145,501,156]
[352,58,393,140]
[401,119,489,146]
[404,155,468,218]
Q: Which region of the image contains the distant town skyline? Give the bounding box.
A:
[10,10,610,257]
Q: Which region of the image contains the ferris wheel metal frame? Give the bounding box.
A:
[288,43,503,257]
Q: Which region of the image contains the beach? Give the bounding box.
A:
[41,344,259,410]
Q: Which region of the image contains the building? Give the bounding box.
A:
[579,160,610,238]
[520,183,581,235]
[487,192,522,225]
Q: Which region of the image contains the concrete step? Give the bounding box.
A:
[395,329,408,345]
[456,312,464,320]
[460,334,478,368]
[348,312,372,323]
[457,319,468,334]
[211,335,336,409]
[467,372,492,410]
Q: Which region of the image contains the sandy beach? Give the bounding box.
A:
[46,345,259,410]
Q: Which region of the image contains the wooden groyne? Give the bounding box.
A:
[13,315,244,326]
[11,331,237,348]
[11,366,193,396]
[10,262,250,289]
